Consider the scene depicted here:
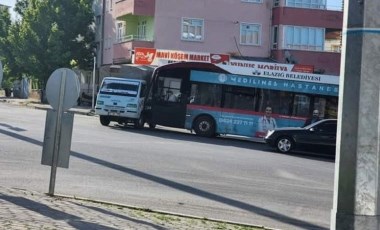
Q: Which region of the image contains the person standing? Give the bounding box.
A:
[256,106,277,137]
[303,109,321,127]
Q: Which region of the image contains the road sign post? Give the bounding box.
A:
[41,68,80,196]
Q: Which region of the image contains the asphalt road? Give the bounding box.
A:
[0,103,336,230]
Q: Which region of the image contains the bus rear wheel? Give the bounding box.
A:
[194,116,215,137]
[100,116,111,126]
[148,123,156,129]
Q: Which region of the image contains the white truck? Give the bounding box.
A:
[95,77,148,128]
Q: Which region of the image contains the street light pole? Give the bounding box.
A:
[91,56,96,111]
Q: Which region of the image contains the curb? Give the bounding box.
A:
[53,193,278,230]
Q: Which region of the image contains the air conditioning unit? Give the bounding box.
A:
[273,0,280,7]
[272,43,278,49]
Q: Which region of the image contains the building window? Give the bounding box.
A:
[284,26,324,51]
[95,15,101,25]
[116,22,125,42]
[182,18,204,41]
[137,21,147,40]
[271,26,278,49]
[241,0,263,3]
[286,0,326,9]
[106,0,110,11]
[240,23,261,45]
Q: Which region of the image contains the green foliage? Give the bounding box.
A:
[0,0,95,88]
[1,77,13,89]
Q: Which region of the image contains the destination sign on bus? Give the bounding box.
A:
[191,71,339,96]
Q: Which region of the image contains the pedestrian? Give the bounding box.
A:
[303,109,321,127]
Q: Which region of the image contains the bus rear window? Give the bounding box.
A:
[100,81,139,97]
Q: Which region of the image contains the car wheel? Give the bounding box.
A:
[276,136,294,153]
[193,116,215,137]
[134,116,145,129]
[100,116,111,126]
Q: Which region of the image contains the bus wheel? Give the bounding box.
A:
[100,116,111,126]
[148,123,156,129]
[194,116,215,137]
[134,117,145,129]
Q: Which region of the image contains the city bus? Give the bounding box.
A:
[143,62,339,139]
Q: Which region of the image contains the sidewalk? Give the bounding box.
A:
[0,186,266,230]
[0,97,269,230]
[0,97,94,116]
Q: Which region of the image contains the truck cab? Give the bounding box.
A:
[95,77,147,128]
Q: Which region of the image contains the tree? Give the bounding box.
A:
[12,0,95,87]
[0,7,14,84]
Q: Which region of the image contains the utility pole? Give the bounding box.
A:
[331,0,380,229]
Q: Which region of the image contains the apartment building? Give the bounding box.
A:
[98,0,343,75]
[271,0,343,75]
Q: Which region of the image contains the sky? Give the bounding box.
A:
[2,0,17,20]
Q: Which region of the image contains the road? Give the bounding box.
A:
[0,103,335,230]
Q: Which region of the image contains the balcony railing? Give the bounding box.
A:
[116,35,153,43]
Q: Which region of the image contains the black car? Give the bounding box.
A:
[264,119,337,154]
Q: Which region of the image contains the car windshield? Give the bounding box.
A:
[303,119,325,129]
[100,80,139,97]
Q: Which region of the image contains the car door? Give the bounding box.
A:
[296,120,337,148]
[313,121,337,147]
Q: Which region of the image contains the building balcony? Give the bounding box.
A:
[272,7,343,29]
[114,0,155,18]
[113,35,154,64]
[271,49,341,75]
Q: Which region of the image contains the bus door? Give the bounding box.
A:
[151,76,187,128]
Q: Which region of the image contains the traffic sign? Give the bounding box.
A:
[46,68,80,111]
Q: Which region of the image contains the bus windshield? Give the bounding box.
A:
[100,80,139,97]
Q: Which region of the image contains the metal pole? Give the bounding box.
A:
[92,56,96,110]
[48,70,66,196]
[331,0,380,229]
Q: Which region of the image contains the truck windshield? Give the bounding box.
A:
[100,81,139,97]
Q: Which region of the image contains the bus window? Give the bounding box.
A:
[292,94,310,117]
[325,97,338,118]
[190,83,221,107]
[253,89,294,115]
[156,77,182,102]
[312,97,327,118]
[223,85,256,111]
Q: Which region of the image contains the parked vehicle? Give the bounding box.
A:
[95,77,148,128]
[264,119,337,154]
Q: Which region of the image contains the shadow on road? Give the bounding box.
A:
[70,202,167,230]
[112,124,335,163]
[0,194,118,230]
[0,126,328,230]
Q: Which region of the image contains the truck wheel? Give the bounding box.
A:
[193,116,215,137]
[100,116,110,126]
[148,123,156,129]
[134,116,145,129]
